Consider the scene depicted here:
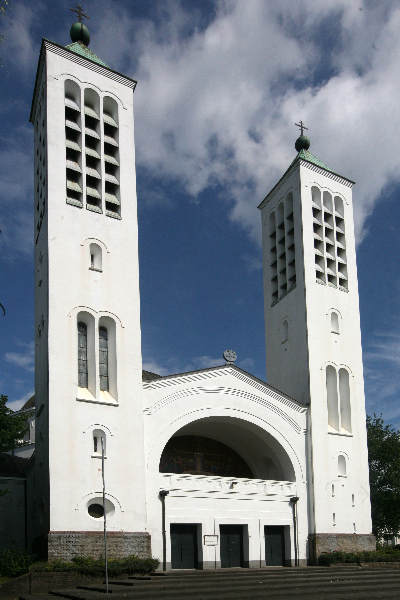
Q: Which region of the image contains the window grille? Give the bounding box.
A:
[99,326,109,391]
[103,97,120,218]
[78,321,88,387]
[312,187,348,291]
[269,192,296,305]
[65,80,83,208]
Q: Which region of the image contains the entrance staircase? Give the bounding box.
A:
[20,566,400,600]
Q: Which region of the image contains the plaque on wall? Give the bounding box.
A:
[204,534,218,546]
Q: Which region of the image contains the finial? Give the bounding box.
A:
[223,349,237,364]
[70,5,90,46]
[294,120,310,152]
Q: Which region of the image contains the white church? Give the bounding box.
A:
[1,16,376,568]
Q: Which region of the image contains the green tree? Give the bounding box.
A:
[367,414,400,539]
[0,394,27,453]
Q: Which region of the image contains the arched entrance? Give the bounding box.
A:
[159,416,296,482]
[157,416,297,569]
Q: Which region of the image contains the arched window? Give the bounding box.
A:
[84,88,102,213]
[311,186,321,208]
[99,326,109,391]
[93,429,106,456]
[89,243,102,271]
[326,365,352,433]
[339,369,352,432]
[323,191,333,212]
[338,454,347,477]
[77,312,95,396]
[103,96,120,218]
[326,366,339,430]
[98,316,117,399]
[78,322,88,388]
[331,312,340,334]
[282,319,288,343]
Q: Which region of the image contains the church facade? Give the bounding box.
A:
[22,20,375,567]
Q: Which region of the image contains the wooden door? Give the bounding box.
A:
[265,525,285,566]
[170,524,198,569]
[220,525,244,568]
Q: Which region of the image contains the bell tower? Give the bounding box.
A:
[258,127,375,559]
[30,15,150,558]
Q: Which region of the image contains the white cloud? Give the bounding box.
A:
[5,341,34,372]
[6,389,34,412]
[364,326,400,427]
[90,0,400,245]
[4,2,40,72]
[0,126,33,259]
[2,1,400,254]
[143,352,255,377]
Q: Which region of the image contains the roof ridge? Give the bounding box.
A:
[290,148,332,172]
[65,41,108,67]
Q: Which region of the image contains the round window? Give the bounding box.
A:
[88,503,104,518]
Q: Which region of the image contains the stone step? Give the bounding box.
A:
[109,571,400,591]
[19,596,58,600]
[148,566,400,579]
[61,575,400,600]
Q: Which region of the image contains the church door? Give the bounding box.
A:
[220,525,244,568]
[265,526,285,566]
[171,524,198,569]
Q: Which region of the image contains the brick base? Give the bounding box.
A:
[48,531,152,561]
[309,533,376,563]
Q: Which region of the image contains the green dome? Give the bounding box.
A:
[70,22,90,46]
[295,135,310,152]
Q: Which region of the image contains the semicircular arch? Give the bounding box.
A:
[149,407,304,483]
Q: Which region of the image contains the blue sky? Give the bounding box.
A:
[1,0,400,428]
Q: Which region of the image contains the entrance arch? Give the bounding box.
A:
[158,416,296,482]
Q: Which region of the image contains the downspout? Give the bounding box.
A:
[290,496,299,566]
[159,490,169,571]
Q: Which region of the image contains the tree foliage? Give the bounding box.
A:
[367,414,400,539]
[0,394,27,452]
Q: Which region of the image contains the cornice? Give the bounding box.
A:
[30,38,136,123]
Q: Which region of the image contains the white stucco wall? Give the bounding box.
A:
[32,42,147,536]
[260,160,372,537]
[143,366,308,566]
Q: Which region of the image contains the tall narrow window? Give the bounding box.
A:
[93,429,106,456]
[78,322,88,388]
[282,319,288,343]
[99,326,109,391]
[89,243,102,271]
[326,366,339,430]
[338,454,347,477]
[331,311,340,334]
[339,369,352,432]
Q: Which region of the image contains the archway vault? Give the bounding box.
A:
[157,415,297,482]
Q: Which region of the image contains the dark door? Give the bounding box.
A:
[171,524,198,569]
[265,526,285,566]
[220,525,244,568]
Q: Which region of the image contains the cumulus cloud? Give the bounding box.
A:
[5,341,34,372]
[6,389,34,412]
[89,0,400,244]
[364,326,400,427]
[143,352,255,377]
[2,0,400,255]
[0,126,33,259]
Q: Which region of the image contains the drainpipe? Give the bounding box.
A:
[290,496,299,567]
[159,490,169,571]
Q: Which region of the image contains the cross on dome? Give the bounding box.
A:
[294,120,308,136]
[70,4,90,23]
[294,120,310,152]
